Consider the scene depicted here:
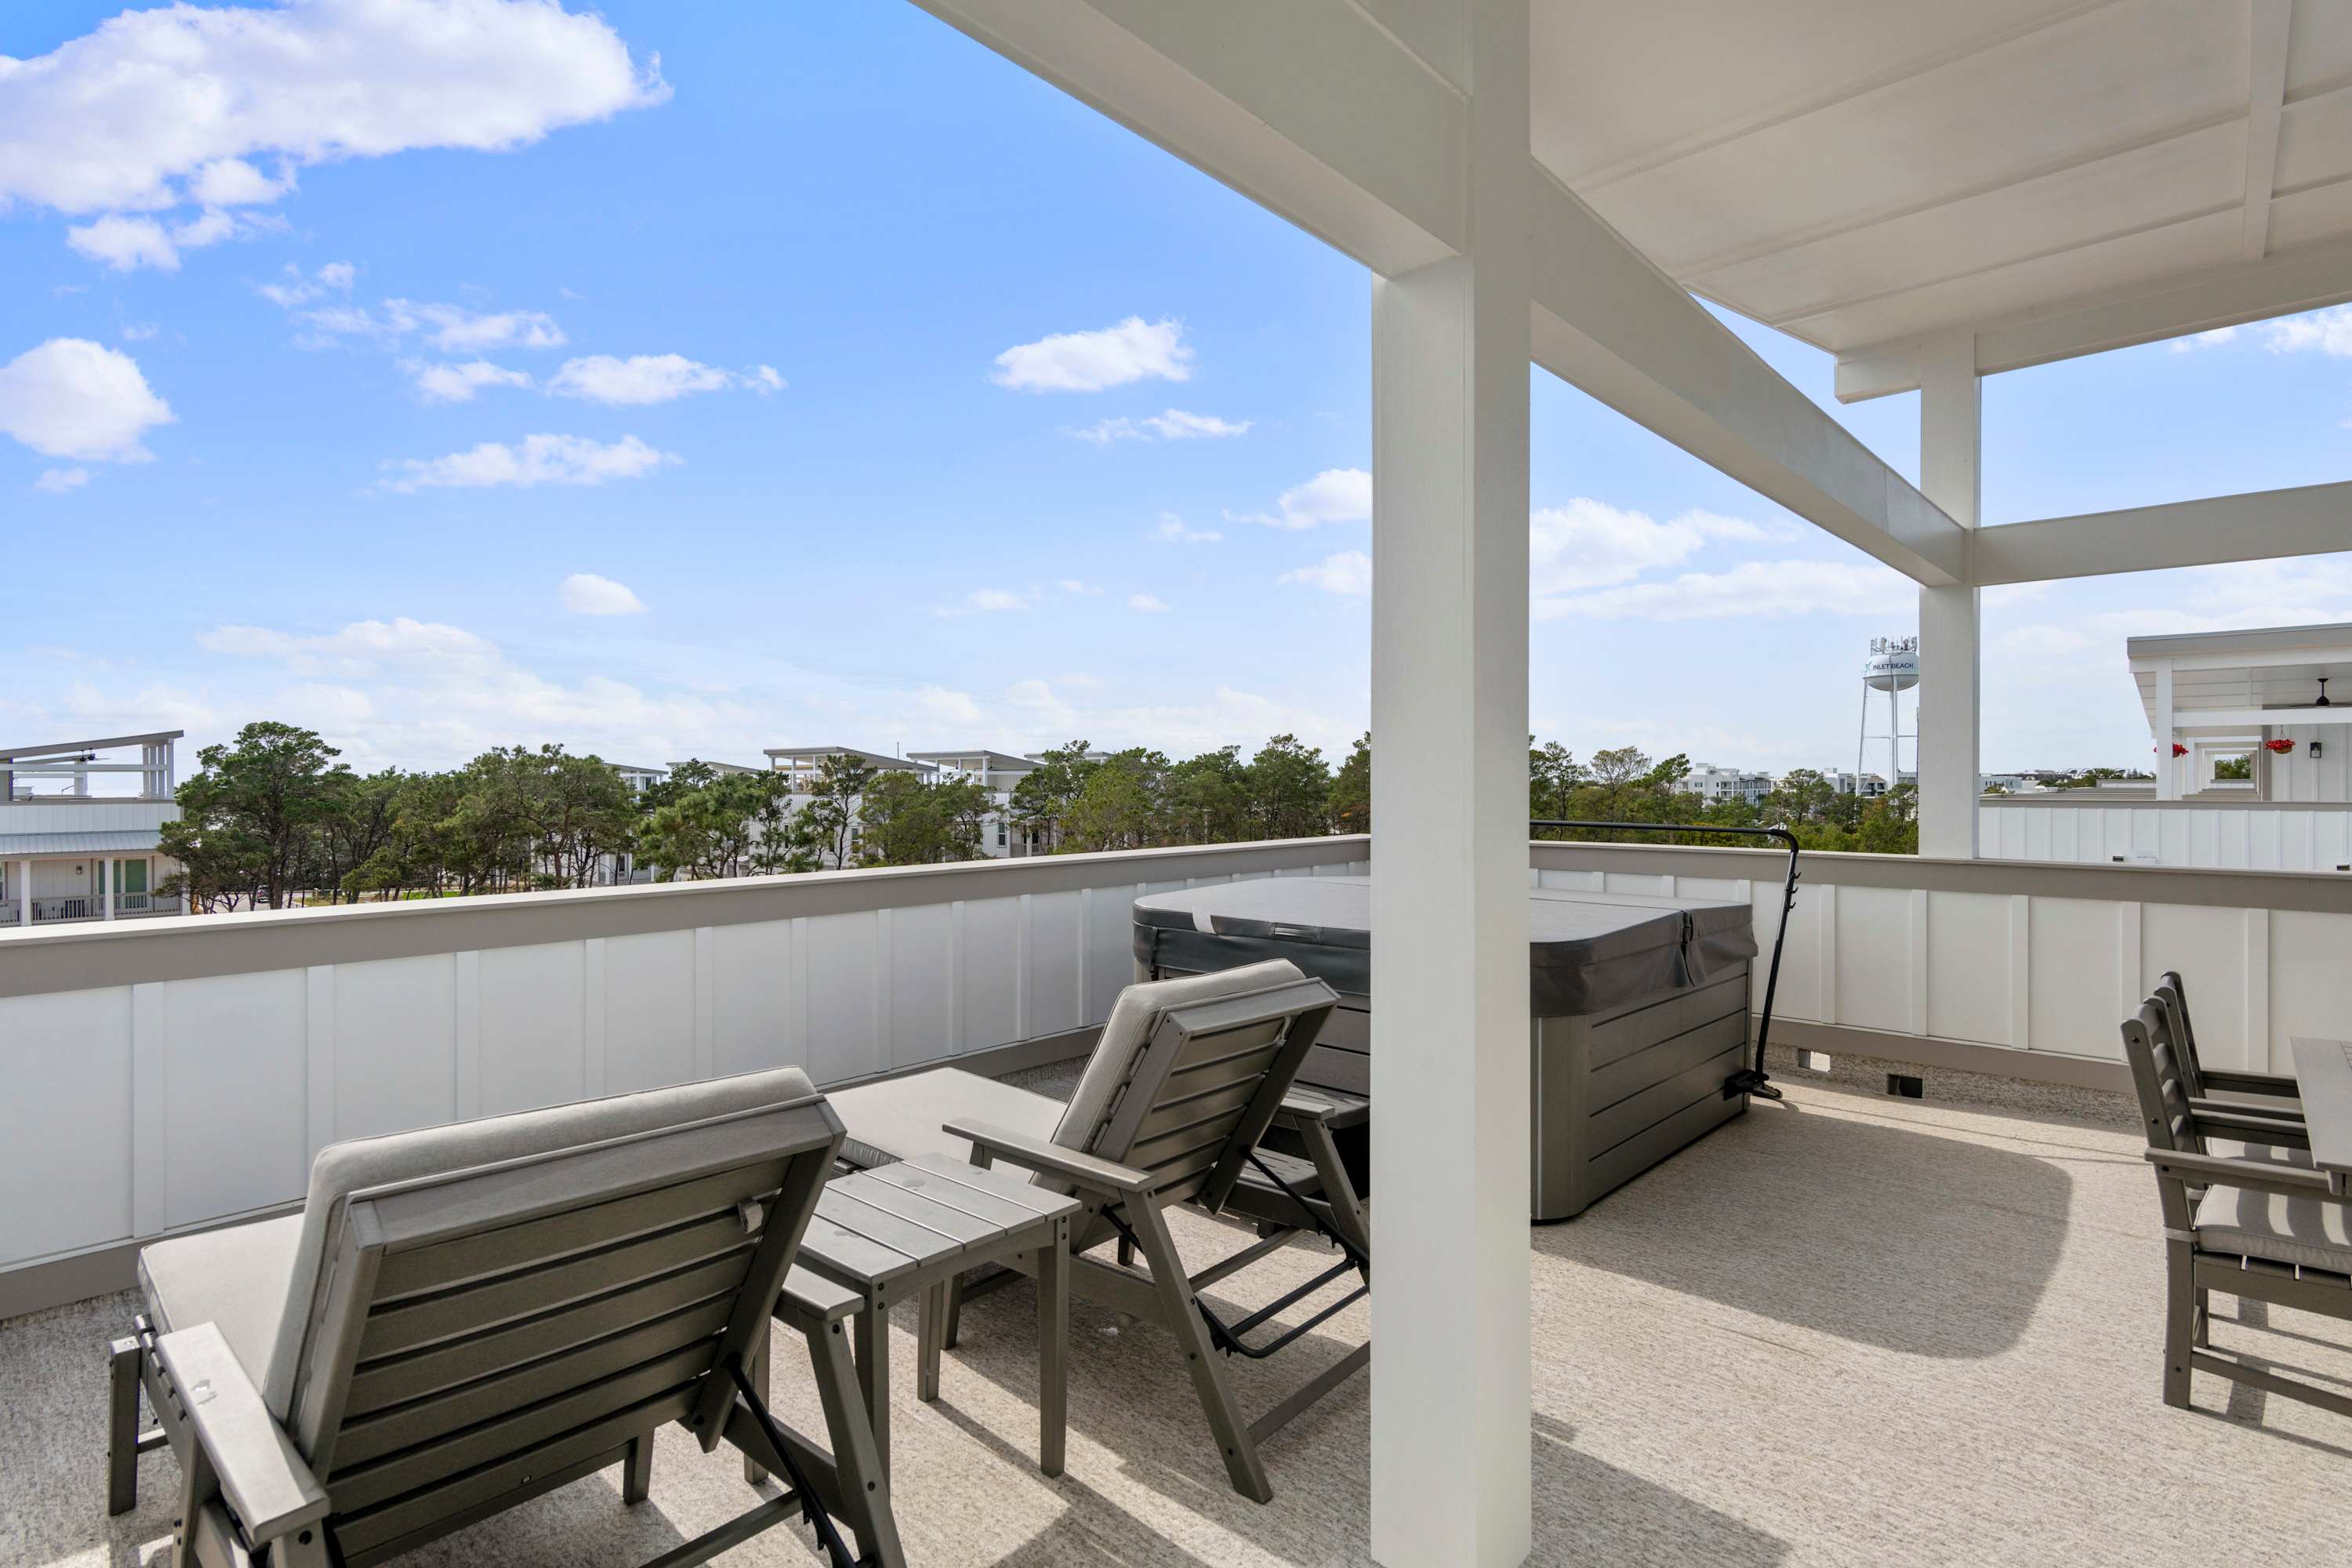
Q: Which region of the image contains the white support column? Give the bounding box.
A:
[1369,2,1530,1563]
[2155,662,2181,799]
[1917,332,1982,858]
[17,858,32,925]
[101,856,114,921]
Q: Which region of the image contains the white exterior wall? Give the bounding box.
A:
[2267,725,2352,801]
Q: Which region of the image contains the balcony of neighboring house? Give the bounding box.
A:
[0,732,188,927]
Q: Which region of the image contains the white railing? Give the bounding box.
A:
[5,831,2347,1312]
[1980,796,2352,873]
[1529,838,2352,1085]
[0,839,1364,1297]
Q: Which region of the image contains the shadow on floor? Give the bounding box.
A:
[1537,1097,2073,1358]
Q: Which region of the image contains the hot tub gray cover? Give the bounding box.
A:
[1132,876,1755,1018]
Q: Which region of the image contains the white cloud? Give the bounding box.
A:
[1149,512,1221,543]
[1528,499,1781,605]
[559,572,647,615]
[1069,408,1249,443]
[992,316,1192,393]
[1537,559,1914,621]
[1282,550,1373,596]
[378,433,674,492]
[187,157,294,207]
[962,588,1033,613]
[1128,593,1171,612]
[256,260,355,307]
[2166,325,2241,354]
[120,322,158,342]
[8,0,667,267]
[191,612,752,770]
[64,205,278,271]
[1231,466,1373,529]
[34,466,90,494]
[295,299,566,351]
[1058,580,1100,596]
[2262,304,2352,356]
[403,358,532,403]
[544,354,779,405]
[0,339,174,461]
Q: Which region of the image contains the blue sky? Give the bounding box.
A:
[6,1,2351,786]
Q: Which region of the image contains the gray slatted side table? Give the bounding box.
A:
[784,1152,1078,1478]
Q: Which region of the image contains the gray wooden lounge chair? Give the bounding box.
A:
[105,1067,905,1568]
[2154,969,2306,1123]
[2121,1001,2352,1419]
[825,959,1367,1503]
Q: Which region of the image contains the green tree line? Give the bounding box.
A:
[157,721,1916,911]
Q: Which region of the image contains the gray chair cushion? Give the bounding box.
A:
[826,1068,1064,1169]
[2195,1183,2352,1275]
[1052,959,1305,1156]
[139,1213,304,1389]
[262,1065,819,1419]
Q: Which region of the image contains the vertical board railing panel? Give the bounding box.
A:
[331,954,459,1143]
[0,987,133,1266]
[708,918,794,1076]
[956,896,1022,1054]
[475,942,587,1116]
[601,929,696,1094]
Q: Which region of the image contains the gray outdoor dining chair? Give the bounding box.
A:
[105,1067,903,1568]
[2122,1000,2352,1420]
[2155,969,2306,1122]
[824,959,1368,1504]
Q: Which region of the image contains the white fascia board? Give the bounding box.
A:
[2159,706,2352,728]
[907,0,1466,275]
[1836,232,2352,401]
[1974,481,2352,585]
[1530,172,1965,586]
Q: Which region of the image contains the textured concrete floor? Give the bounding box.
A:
[5,1063,2349,1566]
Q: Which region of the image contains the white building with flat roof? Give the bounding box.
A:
[1682,764,1775,807]
[0,731,185,926]
[1982,623,2352,870]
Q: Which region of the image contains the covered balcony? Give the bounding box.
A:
[9,3,2352,1566]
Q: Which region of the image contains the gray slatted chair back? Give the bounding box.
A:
[285,1097,840,1568]
[2121,1000,2199,1236]
[1074,975,1336,1227]
[2153,970,2205,1101]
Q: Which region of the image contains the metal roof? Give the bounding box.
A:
[0,829,165,856]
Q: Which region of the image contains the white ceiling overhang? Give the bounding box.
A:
[1532,0,2352,397]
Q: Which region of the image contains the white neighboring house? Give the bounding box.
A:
[1827,769,1901,798]
[1682,763,1776,808]
[906,748,1040,857]
[764,745,936,791]
[1980,622,2352,870]
[0,731,185,926]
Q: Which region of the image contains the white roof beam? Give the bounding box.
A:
[906,0,1467,275]
[1835,231,2352,400]
[2239,0,2292,261]
[1973,480,2352,585]
[1529,172,1966,586]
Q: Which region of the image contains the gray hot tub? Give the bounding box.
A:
[1131,875,1755,1219]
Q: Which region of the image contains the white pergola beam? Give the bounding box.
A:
[2240,0,2292,260]
[1836,231,2352,401]
[907,0,1467,276]
[2160,706,2352,728]
[1973,481,2352,585]
[1915,335,1981,858]
[1529,173,1966,586]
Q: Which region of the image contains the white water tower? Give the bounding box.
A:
[1857,636,1920,795]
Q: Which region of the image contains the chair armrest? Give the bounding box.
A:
[2200,1069,2302,1098]
[154,1323,328,1547]
[942,1118,1156,1196]
[2146,1148,2339,1203]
